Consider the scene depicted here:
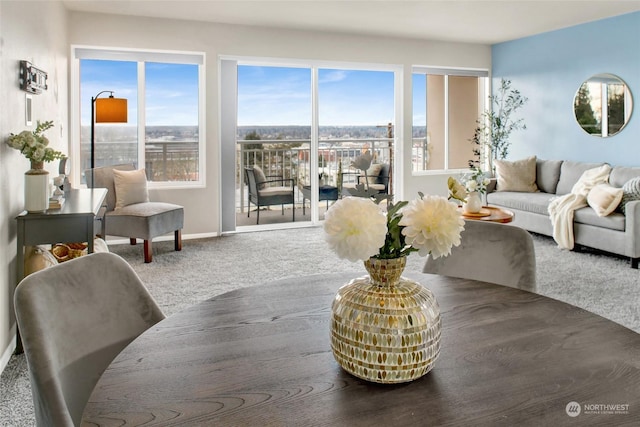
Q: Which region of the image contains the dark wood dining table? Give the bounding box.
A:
[82,272,640,426]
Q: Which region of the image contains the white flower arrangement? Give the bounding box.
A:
[6,120,65,164]
[324,194,465,262]
[460,167,491,195]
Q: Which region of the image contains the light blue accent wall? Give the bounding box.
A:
[492,12,640,166]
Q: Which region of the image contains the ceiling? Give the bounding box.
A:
[62,0,640,45]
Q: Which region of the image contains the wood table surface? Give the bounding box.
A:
[459,206,515,223]
[82,272,640,426]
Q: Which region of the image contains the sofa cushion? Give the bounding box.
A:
[536,159,563,194]
[555,161,606,195]
[574,207,625,231]
[609,166,640,188]
[495,156,538,192]
[487,191,554,216]
[587,183,623,217]
[619,177,640,214]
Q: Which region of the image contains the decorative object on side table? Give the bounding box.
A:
[324,194,465,383]
[459,167,490,214]
[6,120,66,213]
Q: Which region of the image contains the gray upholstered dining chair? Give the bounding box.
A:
[86,164,184,263]
[14,252,165,427]
[423,220,537,292]
[245,166,295,224]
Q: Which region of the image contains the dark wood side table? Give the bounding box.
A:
[15,188,108,353]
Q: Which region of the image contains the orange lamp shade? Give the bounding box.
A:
[95,97,128,123]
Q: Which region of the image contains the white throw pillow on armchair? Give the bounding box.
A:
[113,168,150,209]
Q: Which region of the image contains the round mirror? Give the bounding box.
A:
[574,73,633,137]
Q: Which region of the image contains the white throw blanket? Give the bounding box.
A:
[548,164,611,249]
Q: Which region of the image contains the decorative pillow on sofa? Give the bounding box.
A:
[587,183,623,217]
[113,168,150,209]
[619,176,640,214]
[495,156,538,192]
[536,159,563,194]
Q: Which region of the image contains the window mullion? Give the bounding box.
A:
[444,75,449,170]
[138,62,145,170]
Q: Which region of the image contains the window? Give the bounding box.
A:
[73,47,205,186]
[412,67,488,173]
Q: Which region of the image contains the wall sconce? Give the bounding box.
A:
[19,60,48,94]
[90,91,128,170]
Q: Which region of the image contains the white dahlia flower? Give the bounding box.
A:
[399,195,465,259]
[323,197,387,262]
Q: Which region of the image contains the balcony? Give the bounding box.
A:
[236,137,393,226]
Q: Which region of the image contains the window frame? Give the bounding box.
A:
[71,45,206,189]
[411,66,489,175]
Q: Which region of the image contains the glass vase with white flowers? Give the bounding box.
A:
[324,193,464,384]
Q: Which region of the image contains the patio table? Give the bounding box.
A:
[301,184,339,215]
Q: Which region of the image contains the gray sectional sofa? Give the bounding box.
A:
[486,159,640,268]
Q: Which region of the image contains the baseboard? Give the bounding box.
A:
[0,325,17,375]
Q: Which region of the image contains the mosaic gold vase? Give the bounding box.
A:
[330,256,441,384]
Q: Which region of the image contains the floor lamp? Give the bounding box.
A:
[90,91,128,171]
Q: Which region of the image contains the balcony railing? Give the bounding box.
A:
[237,138,393,212]
[80,140,199,183]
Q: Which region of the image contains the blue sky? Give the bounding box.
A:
[81,60,199,126]
[238,66,396,126]
[82,60,409,127]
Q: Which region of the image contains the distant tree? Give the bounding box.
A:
[574,84,599,135]
[243,130,263,167]
[607,89,625,135]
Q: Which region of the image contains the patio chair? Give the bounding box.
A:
[85,164,184,263]
[245,166,295,224]
[14,252,165,427]
[423,220,536,292]
[341,163,390,196]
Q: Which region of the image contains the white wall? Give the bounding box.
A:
[1,1,69,368]
[67,12,491,234]
[1,8,490,369]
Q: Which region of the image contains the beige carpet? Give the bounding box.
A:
[1,227,638,425]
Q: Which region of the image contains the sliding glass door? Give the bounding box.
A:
[236,65,311,227]
[221,59,399,231]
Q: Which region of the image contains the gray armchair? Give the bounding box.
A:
[14,252,165,426]
[245,166,295,224]
[423,220,537,292]
[86,164,184,263]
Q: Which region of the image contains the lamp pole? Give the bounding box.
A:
[90,90,115,170]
